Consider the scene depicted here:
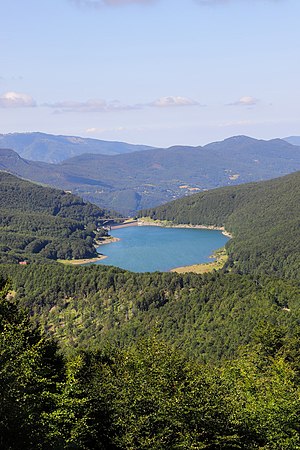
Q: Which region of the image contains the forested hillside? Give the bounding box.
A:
[2,276,300,449]
[1,170,300,448]
[0,169,298,360]
[140,170,300,279]
[0,172,112,262]
[1,263,299,362]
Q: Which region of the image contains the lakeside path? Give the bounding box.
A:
[95,236,120,245]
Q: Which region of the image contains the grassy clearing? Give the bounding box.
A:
[170,248,228,274]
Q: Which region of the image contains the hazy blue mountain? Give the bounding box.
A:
[283,136,300,146]
[0,132,154,163]
[0,148,64,185]
[1,136,300,214]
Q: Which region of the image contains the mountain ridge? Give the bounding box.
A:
[283,136,300,146]
[0,132,154,163]
[1,135,300,214]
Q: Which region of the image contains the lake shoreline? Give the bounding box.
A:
[95,236,121,246]
[104,217,233,239]
[110,220,138,230]
[170,248,228,274]
[138,218,233,239]
[58,255,107,266]
[138,219,231,273]
[64,220,231,270]
[58,236,121,265]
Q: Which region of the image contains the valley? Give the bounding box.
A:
[0,137,300,449]
[2,0,300,446]
[1,134,300,214]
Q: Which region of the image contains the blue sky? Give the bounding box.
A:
[1,0,299,147]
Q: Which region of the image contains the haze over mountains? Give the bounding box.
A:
[284,136,300,146]
[1,134,300,214]
[0,132,153,163]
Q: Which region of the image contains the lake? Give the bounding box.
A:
[95,225,229,272]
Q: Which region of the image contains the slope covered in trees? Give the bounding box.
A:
[1,169,300,448]
[140,170,300,279]
[1,276,300,449]
[0,171,112,262]
[1,263,298,363]
[0,169,298,360]
[0,170,297,363]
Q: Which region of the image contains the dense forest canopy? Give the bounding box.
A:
[0,171,113,262]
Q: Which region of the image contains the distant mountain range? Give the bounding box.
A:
[1,135,300,214]
[0,132,154,163]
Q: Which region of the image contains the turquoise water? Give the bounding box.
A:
[95,226,229,272]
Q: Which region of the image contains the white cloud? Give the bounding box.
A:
[0,91,36,108]
[86,127,98,133]
[150,96,200,108]
[228,96,259,107]
[44,99,137,113]
[44,95,201,113]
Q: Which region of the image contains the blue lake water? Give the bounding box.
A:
[95,226,229,272]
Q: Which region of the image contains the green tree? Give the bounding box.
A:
[0,278,64,448]
[86,339,247,449]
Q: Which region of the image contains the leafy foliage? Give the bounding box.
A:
[1,276,300,450]
[0,263,298,367]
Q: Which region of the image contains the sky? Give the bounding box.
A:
[1,0,300,147]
